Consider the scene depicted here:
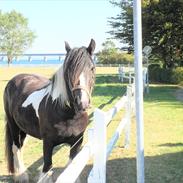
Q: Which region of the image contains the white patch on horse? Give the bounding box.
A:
[22,86,50,118]
[79,72,88,108]
[50,65,69,106]
[12,143,29,182]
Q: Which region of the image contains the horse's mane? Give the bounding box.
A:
[64,47,91,91]
[48,47,93,107]
[49,65,69,106]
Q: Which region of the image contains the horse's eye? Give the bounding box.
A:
[91,66,95,71]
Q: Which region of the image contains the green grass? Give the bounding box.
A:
[0,67,183,183]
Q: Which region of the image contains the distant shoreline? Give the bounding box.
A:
[0,59,64,67]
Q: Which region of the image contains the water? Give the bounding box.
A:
[0,59,64,67]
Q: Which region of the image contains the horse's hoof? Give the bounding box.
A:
[75,176,81,183]
[38,171,54,183]
[14,172,29,183]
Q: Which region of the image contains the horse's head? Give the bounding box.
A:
[63,39,96,112]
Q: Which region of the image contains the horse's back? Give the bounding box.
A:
[8,73,49,93]
[4,73,50,110]
[3,73,50,138]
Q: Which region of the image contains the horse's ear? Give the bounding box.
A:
[65,41,71,53]
[87,39,96,55]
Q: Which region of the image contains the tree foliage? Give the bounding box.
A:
[108,0,133,52]
[0,10,36,64]
[108,0,183,68]
[97,40,133,64]
[143,0,183,68]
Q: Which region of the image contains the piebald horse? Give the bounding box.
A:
[3,39,96,182]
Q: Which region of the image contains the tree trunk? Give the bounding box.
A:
[7,56,13,66]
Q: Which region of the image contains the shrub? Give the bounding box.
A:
[149,64,183,84]
[171,67,183,84]
[159,68,172,83]
[97,51,133,64]
[148,64,161,82]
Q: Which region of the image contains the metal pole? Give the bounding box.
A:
[133,1,144,183]
[146,58,149,93]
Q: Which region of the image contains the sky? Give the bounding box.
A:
[0,0,121,54]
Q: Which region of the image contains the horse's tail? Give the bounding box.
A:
[5,115,15,173]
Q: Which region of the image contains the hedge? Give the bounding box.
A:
[171,67,183,84]
[149,64,183,85]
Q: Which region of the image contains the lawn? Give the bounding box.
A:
[0,66,183,183]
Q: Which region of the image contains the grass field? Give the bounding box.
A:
[0,66,183,183]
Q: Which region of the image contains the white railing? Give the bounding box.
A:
[55,83,135,183]
[118,66,148,92]
[88,85,134,183]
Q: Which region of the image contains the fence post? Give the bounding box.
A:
[129,72,132,84]
[90,108,107,183]
[118,66,124,82]
[132,83,136,116]
[124,86,132,148]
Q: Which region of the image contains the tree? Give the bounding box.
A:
[97,40,133,64]
[143,0,183,68]
[0,10,36,65]
[108,0,183,68]
[108,0,133,52]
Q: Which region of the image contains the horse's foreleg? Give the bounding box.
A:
[67,135,84,183]
[69,134,83,160]
[38,140,54,183]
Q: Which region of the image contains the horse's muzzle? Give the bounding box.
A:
[75,95,90,111]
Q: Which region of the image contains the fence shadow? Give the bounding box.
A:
[40,150,183,183]
[158,143,183,147]
[88,96,117,124]
[78,151,183,183]
[95,74,121,84]
[2,144,183,183]
[0,175,13,183]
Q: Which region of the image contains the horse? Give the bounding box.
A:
[3,39,96,182]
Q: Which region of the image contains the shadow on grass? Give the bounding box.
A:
[95,74,121,84]
[144,85,183,107]
[2,151,183,183]
[43,151,183,183]
[158,143,183,147]
[88,96,117,124]
[93,85,126,97]
[80,151,183,183]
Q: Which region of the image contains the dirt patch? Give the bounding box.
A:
[175,87,183,102]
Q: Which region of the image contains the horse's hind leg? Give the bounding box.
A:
[5,114,28,183]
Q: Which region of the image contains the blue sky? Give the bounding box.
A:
[1,0,121,53]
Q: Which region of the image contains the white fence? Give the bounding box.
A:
[118,66,148,92]
[55,83,135,183]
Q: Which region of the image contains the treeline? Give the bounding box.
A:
[96,40,133,65]
[149,64,183,85]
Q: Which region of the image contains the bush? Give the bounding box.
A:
[149,64,183,84]
[171,67,183,84]
[97,51,133,64]
[148,64,161,82]
[159,68,172,83]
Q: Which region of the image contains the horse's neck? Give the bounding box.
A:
[49,66,69,107]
